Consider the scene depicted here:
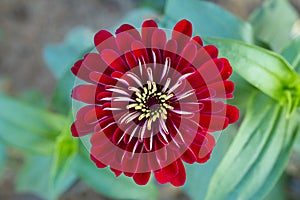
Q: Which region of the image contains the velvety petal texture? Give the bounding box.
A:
[71,19,239,187]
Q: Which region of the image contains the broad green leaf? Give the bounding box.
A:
[16,154,76,200]
[249,0,298,52]
[43,27,93,80]
[206,38,300,103]
[73,149,159,200]
[183,125,237,200]
[19,89,48,108]
[281,35,300,73]
[228,72,257,115]
[0,95,67,155]
[162,0,253,43]
[205,92,299,200]
[50,122,78,187]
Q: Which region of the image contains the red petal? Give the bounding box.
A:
[220,58,232,80]
[200,114,229,131]
[170,159,186,186]
[172,19,192,38]
[94,30,119,52]
[196,59,224,84]
[164,39,178,63]
[131,40,149,63]
[181,147,197,164]
[154,170,170,184]
[101,49,128,72]
[116,24,141,41]
[90,154,107,168]
[192,36,203,47]
[111,167,122,177]
[124,51,138,69]
[89,71,117,85]
[133,172,151,185]
[71,84,104,104]
[162,160,179,178]
[152,29,167,50]
[142,20,158,46]
[116,32,135,54]
[226,105,239,124]
[204,45,218,59]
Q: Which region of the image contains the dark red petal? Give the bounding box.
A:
[111,167,122,177]
[124,51,138,69]
[172,19,193,54]
[220,58,233,80]
[152,29,167,50]
[116,24,141,41]
[116,32,135,54]
[175,42,197,72]
[142,20,158,46]
[112,127,124,144]
[131,41,149,63]
[200,100,225,114]
[71,84,103,104]
[181,147,197,164]
[91,154,107,168]
[162,160,179,178]
[209,81,235,98]
[94,30,119,52]
[200,115,229,131]
[133,172,151,185]
[226,105,239,124]
[71,59,95,83]
[192,36,203,47]
[197,134,215,163]
[172,19,192,38]
[164,39,178,63]
[71,122,81,137]
[196,59,224,83]
[83,53,105,71]
[154,170,170,184]
[101,49,128,72]
[204,45,219,59]
[89,71,117,85]
[170,159,186,186]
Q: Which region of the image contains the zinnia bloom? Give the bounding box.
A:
[71,19,239,186]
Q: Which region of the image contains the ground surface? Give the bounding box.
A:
[1,0,300,199]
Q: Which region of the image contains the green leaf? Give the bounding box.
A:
[19,89,48,108]
[0,95,67,155]
[51,70,74,115]
[50,121,78,187]
[205,92,299,200]
[249,0,298,52]
[183,125,237,200]
[16,154,76,200]
[281,35,300,73]
[43,27,93,80]
[206,38,300,103]
[162,0,253,43]
[73,149,159,200]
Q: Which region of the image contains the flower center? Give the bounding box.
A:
[126,81,174,130]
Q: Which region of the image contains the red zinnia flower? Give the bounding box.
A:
[71,19,239,186]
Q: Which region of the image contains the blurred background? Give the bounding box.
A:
[1,0,300,199]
